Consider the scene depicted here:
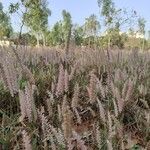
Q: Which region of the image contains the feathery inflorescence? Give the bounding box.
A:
[0,46,149,149]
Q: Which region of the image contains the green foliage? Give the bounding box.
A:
[107,28,128,48]
[23,0,51,32]
[138,17,146,35]
[9,0,51,46]
[0,2,13,39]
[84,14,100,37]
[0,0,148,50]
[19,78,28,90]
[0,2,3,10]
[72,25,84,46]
[138,17,146,50]
[97,0,138,49]
[47,10,72,47]
[83,14,100,47]
[47,21,64,46]
[21,33,37,46]
[62,10,72,49]
[62,10,72,37]
[98,0,115,25]
[130,145,141,150]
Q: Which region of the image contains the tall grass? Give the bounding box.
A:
[0,46,150,149]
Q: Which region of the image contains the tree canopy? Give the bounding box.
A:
[0,2,13,39]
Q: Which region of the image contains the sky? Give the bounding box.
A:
[1,0,150,33]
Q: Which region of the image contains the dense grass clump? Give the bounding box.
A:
[0,46,150,150]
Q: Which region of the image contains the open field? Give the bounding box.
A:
[0,46,150,149]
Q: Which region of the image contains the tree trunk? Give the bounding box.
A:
[42,33,46,47]
[65,25,72,55]
[108,36,111,50]
[36,33,39,47]
[106,36,111,61]
[142,38,145,51]
[88,37,91,48]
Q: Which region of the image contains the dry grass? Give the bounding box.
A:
[0,46,150,149]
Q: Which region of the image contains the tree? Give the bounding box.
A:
[0,2,13,39]
[98,0,115,49]
[62,10,72,53]
[98,0,115,26]
[9,2,27,45]
[138,17,146,50]
[98,0,138,49]
[148,30,150,49]
[23,0,51,46]
[9,0,51,46]
[72,24,84,46]
[84,14,100,47]
[138,17,146,36]
[148,30,150,40]
[47,10,72,49]
[47,21,64,46]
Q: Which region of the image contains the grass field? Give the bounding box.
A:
[0,46,150,149]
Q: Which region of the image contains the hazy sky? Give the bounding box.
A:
[2,0,150,32]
